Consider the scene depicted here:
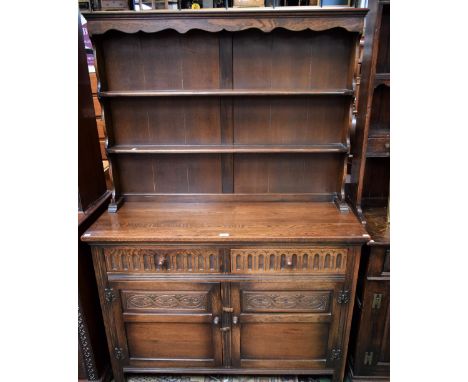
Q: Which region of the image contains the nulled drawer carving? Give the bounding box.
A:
[122,291,209,313]
[231,248,347,274]
[104,248,221,273]
[242,291,331,313]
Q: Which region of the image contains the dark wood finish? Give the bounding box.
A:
[78,12,112,382]
[86,9,367,36]
[83,8,369,382]
[347,0,390,218]
[79,15,106,212]
[83,202,368,244]
[349,222,389,380]
[87,9,364,211]
[346,1,390,380]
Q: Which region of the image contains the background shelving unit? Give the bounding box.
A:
[347,0,390,380]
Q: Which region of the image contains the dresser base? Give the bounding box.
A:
[124,368,335,375]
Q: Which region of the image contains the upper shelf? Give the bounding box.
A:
[84,8,368,36]
[99,89,354,98]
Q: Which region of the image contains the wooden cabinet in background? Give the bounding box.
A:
[347,0,390,380]
[78,12,112,382]
[83,8,369,382]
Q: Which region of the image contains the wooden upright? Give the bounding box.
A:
[82,8,369,382]
[347,0,390,380]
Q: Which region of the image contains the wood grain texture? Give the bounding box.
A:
[85,9,367,36]
[82,202,369,243]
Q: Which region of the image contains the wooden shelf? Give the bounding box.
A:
[369,127,390,137]
[363,206,389,245]
[374,73,390,87]
[375,73,390,81]
[107,144,349,154]
[99,89,354,98]
[366,152,389,158]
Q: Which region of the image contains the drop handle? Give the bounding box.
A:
[213,316,220,325]
[157,255,167,268]
[232,316,239,325]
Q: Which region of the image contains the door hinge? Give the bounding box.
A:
[114,347,124,361]
[337,289,350,304]
[104,288,116,304]
[330,348,342,361]
[364,351,374,365]
[372,293,383,309]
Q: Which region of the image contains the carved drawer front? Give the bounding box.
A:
[231,248,348,274]
[104,248,222,273]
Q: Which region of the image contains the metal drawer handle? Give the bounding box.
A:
[157,254,167,269]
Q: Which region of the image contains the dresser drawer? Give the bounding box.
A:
[230,248,348,274]
[103,247,223,274]
[367,136,389,156]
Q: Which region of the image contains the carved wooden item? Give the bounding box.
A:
[83,7,369,382]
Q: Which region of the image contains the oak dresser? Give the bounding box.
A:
[82,7,369,382]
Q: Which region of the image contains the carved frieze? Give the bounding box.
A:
[104,248,221,273]
[231,248,348,274]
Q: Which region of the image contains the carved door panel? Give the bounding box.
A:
[109,281,223,369]
[230,281,344,370]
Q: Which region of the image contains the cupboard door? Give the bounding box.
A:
[353,279,390,376]
[111,281,223,369]
[231,281,343,370]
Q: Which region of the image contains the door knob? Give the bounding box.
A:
[157,254,167,269]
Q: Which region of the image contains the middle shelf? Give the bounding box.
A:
[99,89,355,97]
[107,143,349,154]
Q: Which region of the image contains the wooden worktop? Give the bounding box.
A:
[82,202,369,244]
